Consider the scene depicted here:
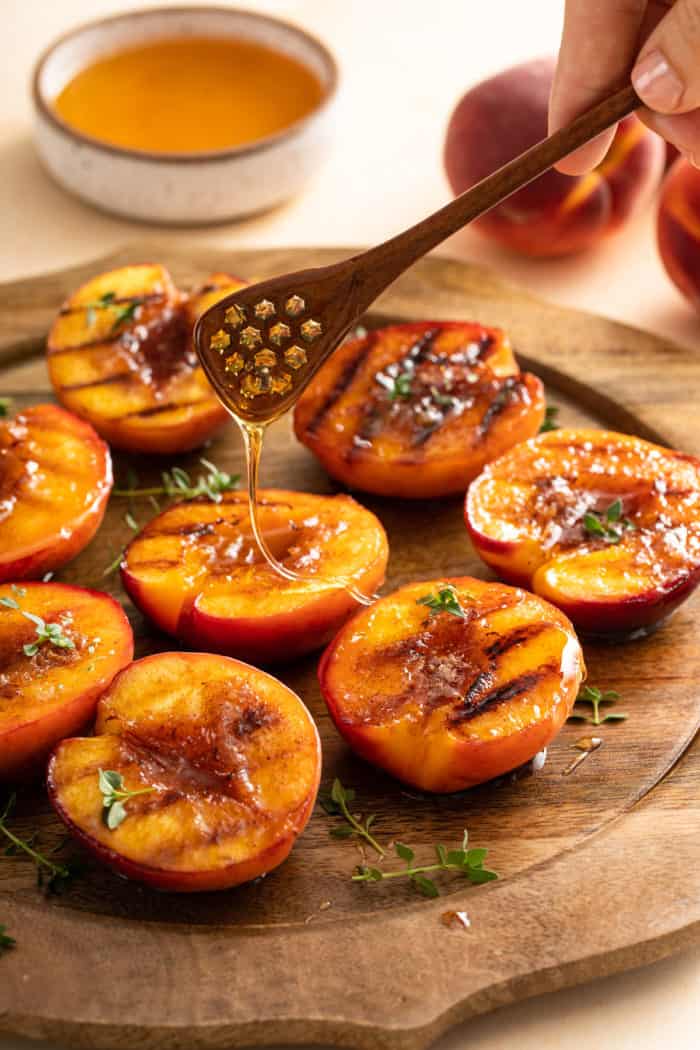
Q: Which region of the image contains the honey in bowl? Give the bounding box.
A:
[52,36,325,154]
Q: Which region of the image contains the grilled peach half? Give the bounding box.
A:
[319,577,584,793]
[48,652,321,891]
[0,403,112,582]
[466,429,700,637]
[0,582,133,780]
[121,490,389,664]
[47,265,246,454]
[293,321,545,499]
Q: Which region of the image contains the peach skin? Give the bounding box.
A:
[293,322,544,499]
[48,652,321,891]
[466,429,700,638]
[658,158,700,310]
[319,577,584,794]
[121,489,389,665]
[0,403,112,582]
[47,265,247,454]
[444,58,664,257]
[0,582,133,781]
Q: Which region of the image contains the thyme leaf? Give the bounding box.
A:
[568,684,628,726]
[416,584,466,620]
[353,831,498,897]
[582,500,636,545]
[0,794,82,894]
[320,779,385,857]
[0,586,75,657]
[112,459,239,505]
[539,405,560,433]
[98,769,155,830]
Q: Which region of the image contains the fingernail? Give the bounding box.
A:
[632,50,684,112]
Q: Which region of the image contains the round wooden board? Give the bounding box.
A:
[0,245,698,1050]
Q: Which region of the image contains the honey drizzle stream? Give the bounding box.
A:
[237,419,376,607]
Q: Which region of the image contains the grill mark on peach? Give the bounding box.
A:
[484,621,551,658]
[350,328,441,453]
[306,330,379,434]
[476,376,523,441]
[60,372,136,392]
[448,667,555,726]
[115,399,209,421]
[142,520,224,540]
[58,292,166,317]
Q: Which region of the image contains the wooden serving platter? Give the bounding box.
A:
[0,245,698,1050]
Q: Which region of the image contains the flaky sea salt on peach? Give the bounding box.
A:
[466,429,700,637]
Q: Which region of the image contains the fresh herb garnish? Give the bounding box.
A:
[84,291,144,332]
[582,499,636,545]
[113,459,239,505]
[416,584,466,620]
[353,831,498,898]
[0,794,82,894]
[388,373,413,400]
[320,778,385,857]
[568,685,628,726]
[0,397,12,418]
[430,386,457,408]
[98,769,155,830]
[102,509,140,577]
[0,586,75,657]
[539,405,559,433]
[0,925,15,953]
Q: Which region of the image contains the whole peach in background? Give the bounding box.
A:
[658,159,700,311]
[444,57,665,257]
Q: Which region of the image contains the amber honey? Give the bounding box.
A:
[52,36,325,153]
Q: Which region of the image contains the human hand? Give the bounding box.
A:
[550,1,700,173]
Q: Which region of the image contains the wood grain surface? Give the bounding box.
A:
[0,245,697,1049]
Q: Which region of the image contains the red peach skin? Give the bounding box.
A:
[658,158,700,310]
[444,58,664,257]
[0,583,133,780]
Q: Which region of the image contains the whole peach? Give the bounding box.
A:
[658,158,700,310]
[444,58,665,257]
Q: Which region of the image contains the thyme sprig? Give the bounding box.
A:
[113,459,239,505]
[539,405,560,433]
[583,499,636,545]
[84,291,145,332]
[568,685,628,726]
[416,584,466,620]
[320,779,385,857]
[102,509,141,577]
[354,832,498,898]
[0,925,15,953]
[0,794,82,894]
[0,397,12,418]
[0,586,75,657]
[98,769,155,830]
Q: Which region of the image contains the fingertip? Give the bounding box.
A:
[554,131,616,176]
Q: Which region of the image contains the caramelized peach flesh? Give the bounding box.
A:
[444,58,664,257]
[466,429,700,636]
[0,583,133,780]
[0,403,112,582]
[47,265,247,454]
[122,489,389,664]
[48,652,321,891]
[319,577,584,793]
[293,322,544,499]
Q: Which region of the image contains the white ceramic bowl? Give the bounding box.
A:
[32,6,338,225]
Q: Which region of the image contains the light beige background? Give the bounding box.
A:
[1,1,699,1048]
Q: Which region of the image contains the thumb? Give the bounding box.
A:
[632,0,700,113]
